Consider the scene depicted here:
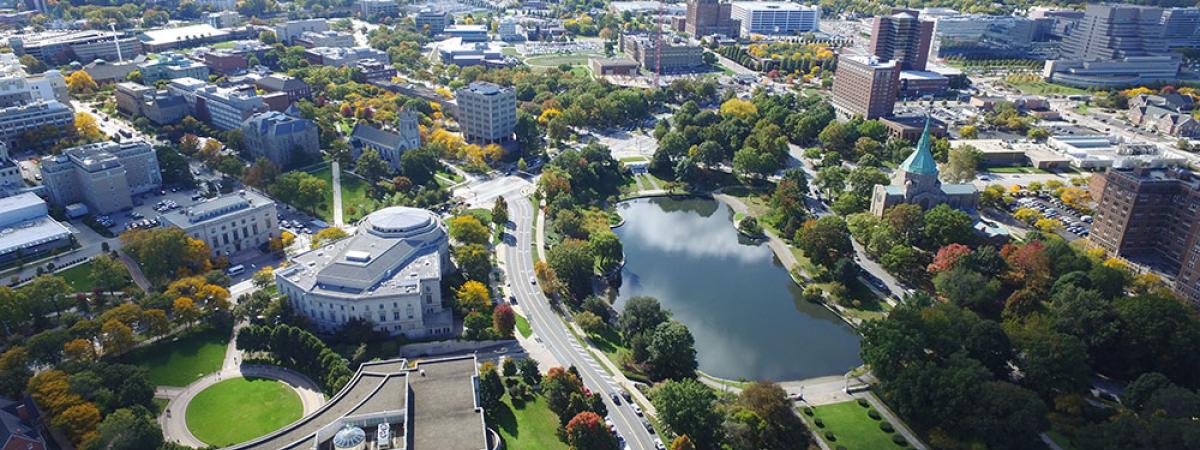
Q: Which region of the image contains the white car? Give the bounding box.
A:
[631,403,642,416]
[530,276,537,285]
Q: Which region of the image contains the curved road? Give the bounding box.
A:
[158,364,326,448]
[503,194,660,450]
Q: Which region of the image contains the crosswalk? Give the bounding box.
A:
[566,336,622,391]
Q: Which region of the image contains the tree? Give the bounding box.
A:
[588,231,623,274]
[958,124,978,139]
[934,267,1001,316]
[356,149,391,181]
[464,312,492,340]
[53,402,100,445]
[566,411,618,450]
[454,280,491,314]
[543,367,584,418]
[1005,317,1091,396]
[671,436,696,450]
[173,297,199,328]
[74,112,104,142]
[89,254,127,293]
[548,239,594,301]
[619,296,669,339]
[651,379,722,449]
[923,204,974,248]
[93,407,164,450]
[450,215,490,245]
[492,197,509,228]
[478,366,504,409]
[0,347,30,398]
[66,71,98,95]
[101,320,134,355]
[493,304,515,338]
[142,309,171,338]
[795,216,853,269]
[454,244,492,281]
[311,227,349,249]
[400,147,440,186]
[120,227,211,285]
[944,145,981,183]
[519,358,541,385]
[63,339,95,362]
[268,171,328,214]
[575,311,605,335]
[719,98,757,118]
[647,321,697,381]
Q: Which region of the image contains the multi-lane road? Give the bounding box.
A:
[502,194,661,450]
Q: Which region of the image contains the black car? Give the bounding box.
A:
[611,393,621,405]
[642,420,654,434]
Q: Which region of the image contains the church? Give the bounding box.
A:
[869,117,978,216]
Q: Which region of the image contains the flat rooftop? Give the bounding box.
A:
[140,24,230,46]
[229,356,485,450]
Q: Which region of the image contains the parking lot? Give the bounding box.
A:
[1009,195,1092,240]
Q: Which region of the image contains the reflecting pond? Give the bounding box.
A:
[612,197,862,381]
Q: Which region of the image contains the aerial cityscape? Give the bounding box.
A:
[0,0,1195,449]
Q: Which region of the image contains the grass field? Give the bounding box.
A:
[491,393,569,450]
[153,397,168,414]
[123,327,229,387]
[801,400,912,450]
[1005,80,1089,96]
[524,52,601,67]
[515,313,532,338]
[56,261,132,293]
[988,166,1049,174]
[308,163,370,223]
[186,377,303,447]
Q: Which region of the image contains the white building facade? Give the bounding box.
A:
[731,2,820,36]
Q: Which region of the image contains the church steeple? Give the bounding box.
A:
[898,116,938,176]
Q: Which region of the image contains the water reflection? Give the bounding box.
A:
[612,197,863,381]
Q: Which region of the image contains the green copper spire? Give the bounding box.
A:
[898,116,938,176]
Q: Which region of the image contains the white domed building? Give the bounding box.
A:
[275,207,454,338]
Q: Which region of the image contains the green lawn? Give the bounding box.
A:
[988,166,1049,174]
[515,313,532,338]
[801,400,913,450]
[56,260,132,293]
[123,327,229,387]
[186,377,303,447]
[491,393,569,450]
[1005,79,1089,96]
[524,52,601,67]
[501,46,520,57]
[308,163,370,223]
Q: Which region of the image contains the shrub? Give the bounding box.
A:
[837,447,847,450]
[825,431,837,442]
[892,434,908,446]
[880,421,895,433]
[868,409,881,420]
[814,418,825,428]
[857,398,870,408]
[803,407,814,416]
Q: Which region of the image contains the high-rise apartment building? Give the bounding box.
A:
[40,140,161,214]
[869,9,934,71]
[730,2,819,36]
[686,0,741,37]
[1062,4,1168,60]
[1046,4,1181,88]
[1161,7,1200,49]
[1089,167,1200,305]
[831,55,900,120]
[455,82,515,144]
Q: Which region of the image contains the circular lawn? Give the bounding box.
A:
[185,377,303,447]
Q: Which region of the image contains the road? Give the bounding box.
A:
[786,144,909,300]
[503,194,661,450]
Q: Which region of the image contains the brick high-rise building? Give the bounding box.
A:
[869,9,934,71]
[686,0,741,37]
[1089,167,1200,305]
[831,55,900,120]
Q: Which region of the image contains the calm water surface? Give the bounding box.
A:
[612,197,862,381]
